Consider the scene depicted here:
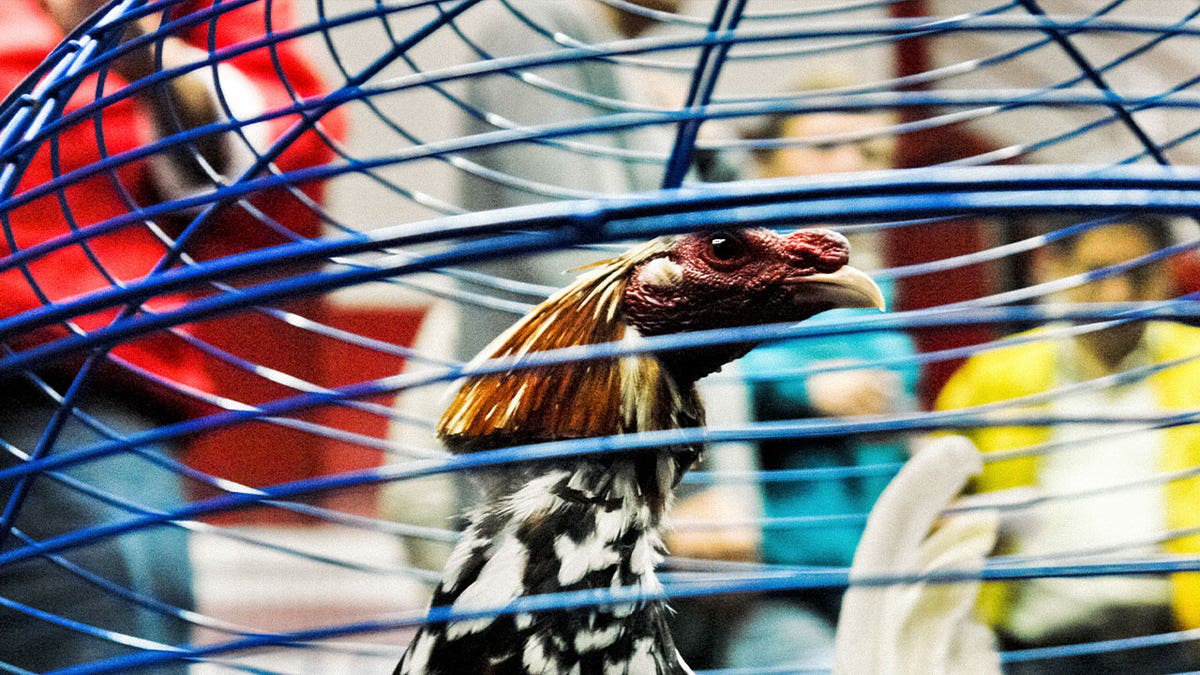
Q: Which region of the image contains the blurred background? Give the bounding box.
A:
[2,1,1200,672]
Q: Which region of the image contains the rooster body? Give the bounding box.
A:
[396,229,883,675]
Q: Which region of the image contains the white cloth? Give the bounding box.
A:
[1004,337,1172,640]
[147,43,268,201]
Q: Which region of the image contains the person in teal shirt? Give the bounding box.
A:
[724,98,920,670]
[745,278,918,570]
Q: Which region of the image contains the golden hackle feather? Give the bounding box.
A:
[438,237,687,445]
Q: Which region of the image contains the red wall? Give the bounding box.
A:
[183,301,426,523]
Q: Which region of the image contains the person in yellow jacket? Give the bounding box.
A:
[935,219,1200,674]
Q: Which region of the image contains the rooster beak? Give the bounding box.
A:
[789,265,887,311]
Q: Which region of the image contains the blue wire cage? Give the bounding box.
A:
[3,0,1200,672]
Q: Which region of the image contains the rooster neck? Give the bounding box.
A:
[396,460,693,675]
[654,343,754,384]
[411,239,701,675]
[439,238,708,453]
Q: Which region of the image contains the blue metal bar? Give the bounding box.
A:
[661,0,748,188]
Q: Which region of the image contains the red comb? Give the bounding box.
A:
[783,229,850,273]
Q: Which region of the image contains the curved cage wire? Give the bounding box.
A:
[2,0,1200,672]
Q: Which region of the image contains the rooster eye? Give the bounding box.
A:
[707,232,746,263]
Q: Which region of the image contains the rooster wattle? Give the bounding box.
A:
[395,227,885,675]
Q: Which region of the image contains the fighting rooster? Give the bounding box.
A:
[396,228,884,675]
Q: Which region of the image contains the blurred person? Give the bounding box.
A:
[454,0,685,358]
[0,0,341,671]
[666,89,920,669]
[936,219,1200,674]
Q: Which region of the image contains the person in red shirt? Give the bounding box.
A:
[0,1,343,670]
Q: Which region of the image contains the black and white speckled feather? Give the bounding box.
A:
[396,456,695,675]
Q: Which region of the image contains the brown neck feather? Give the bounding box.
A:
[437,239,691,448]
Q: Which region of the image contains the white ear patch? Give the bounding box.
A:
[637,257,683,289]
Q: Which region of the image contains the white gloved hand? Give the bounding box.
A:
[833,436,1002,675]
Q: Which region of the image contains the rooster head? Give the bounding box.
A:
[621,228,884,380]
[624,228,884,335]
